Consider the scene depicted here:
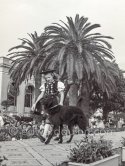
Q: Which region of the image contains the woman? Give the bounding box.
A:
[31,69,65,142]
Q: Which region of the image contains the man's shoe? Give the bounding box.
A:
[38,134,45,142]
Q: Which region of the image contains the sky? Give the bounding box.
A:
[0,0,125,70]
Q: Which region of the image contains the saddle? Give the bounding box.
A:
[35,94,59,116]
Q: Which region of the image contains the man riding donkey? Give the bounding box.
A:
[31,69,65,143]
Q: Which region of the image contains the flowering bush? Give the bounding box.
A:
[69,137,113,164]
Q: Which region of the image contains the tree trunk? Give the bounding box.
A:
[77,82,90,119]
[68,82,89,127]
[69,84,78,106]
[103,105,109,122]
[34,74,41,100]
[102,94,109,122]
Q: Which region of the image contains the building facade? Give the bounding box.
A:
[0,57,37,116]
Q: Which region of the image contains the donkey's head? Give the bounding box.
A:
[42,95,58,111]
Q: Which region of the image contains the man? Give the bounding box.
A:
[31,69,65,142]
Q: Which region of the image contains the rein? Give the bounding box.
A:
[48,104,59,110]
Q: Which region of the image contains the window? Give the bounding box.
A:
[7,82,17,106]
[24,85,34,107]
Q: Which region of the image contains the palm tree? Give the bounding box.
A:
[41,14,119,116]
[7,32,48,99]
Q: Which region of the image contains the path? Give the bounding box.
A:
[0,131,125,166]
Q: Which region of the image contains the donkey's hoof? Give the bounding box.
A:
[45,140,50,144]
[45,141,49,144]
[54,137,60,141]
[66,140,71,143]
[58,140,63,144]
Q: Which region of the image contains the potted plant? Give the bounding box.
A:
[68,137,120,166]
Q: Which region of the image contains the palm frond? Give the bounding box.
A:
[82,24,101,36]
[8,45,34,52]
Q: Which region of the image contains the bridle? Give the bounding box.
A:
[47,104,59,110]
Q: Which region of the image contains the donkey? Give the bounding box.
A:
[36,95,88,144]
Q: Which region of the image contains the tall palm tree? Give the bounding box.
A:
[7,32,48,99]
[41,14,119,116]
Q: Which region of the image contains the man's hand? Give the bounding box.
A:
[31,103,36,111]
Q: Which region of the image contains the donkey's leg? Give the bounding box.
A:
[58,124,63,144]
[45,125,56,144]
[77,117,88,141]
[66,125,74,143]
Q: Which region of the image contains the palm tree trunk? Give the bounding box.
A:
[63,84,70,106]
[69,84,78,106]
[102,94,109,122]
[77,81,90,119]
[34,74,41,100]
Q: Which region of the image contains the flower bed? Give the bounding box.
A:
[68,154,120,166]
[67,137,120,166]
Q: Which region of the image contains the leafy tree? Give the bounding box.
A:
[90,65,125,120]
[1,100,11,111]
[41,14,119,117]
[7,32,48,99]
[7,15,121,118]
